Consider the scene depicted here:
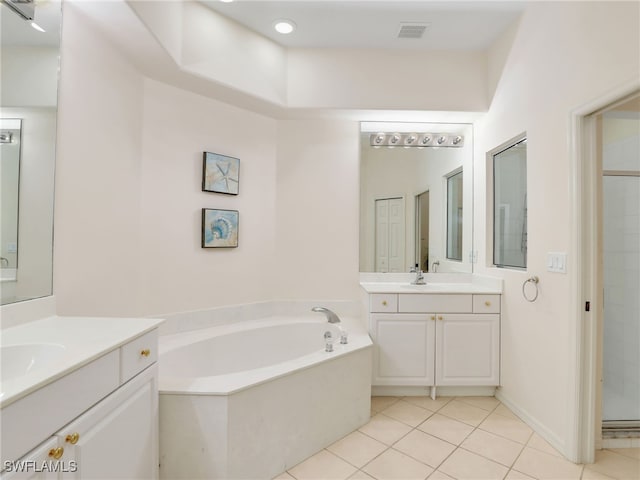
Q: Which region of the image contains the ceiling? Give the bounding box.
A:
[201,0,526,51]
[0,0,62,47]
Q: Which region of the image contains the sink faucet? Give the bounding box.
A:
[411,269,426,285]
[311,307,341,323]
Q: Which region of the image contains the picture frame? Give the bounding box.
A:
[202,151,240,195]
[201,208,239,248]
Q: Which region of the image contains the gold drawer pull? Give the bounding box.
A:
[66,432,80,445]
[430,315,436,321]
[48,447,64,460]
[382,300,387,306]
[485,301,491,306]
[140,348,151,357]
[438,315,443,321]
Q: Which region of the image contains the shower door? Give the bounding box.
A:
[601,106,640,433]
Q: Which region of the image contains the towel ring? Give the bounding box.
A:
[522,276,539,302]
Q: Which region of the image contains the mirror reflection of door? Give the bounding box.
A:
[415,191,429,271]
[375,197,404,272]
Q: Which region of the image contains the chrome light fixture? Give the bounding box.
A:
[369,133,464,148]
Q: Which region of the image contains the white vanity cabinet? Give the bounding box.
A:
[367,292,501,391]
[1,323,161,480]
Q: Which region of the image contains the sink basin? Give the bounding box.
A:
[1,343,66,381]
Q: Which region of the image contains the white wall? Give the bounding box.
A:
[54,2,145,316]
[274,119,361,301]
[137,79,278,316]
[473,1,640,454]
[0,47,59,107]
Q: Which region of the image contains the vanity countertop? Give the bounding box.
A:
[0,316,164,408]
[360,282,503,295]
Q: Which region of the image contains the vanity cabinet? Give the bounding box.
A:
[368,293,500,391]
[1,328,159,480]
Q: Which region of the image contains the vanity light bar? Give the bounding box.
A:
[370,133,464,148]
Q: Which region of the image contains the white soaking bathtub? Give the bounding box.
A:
[158,315,372,480]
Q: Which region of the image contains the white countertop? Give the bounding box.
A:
[359,273,503,295]
[360,282,502,294]
[0,316,164,408]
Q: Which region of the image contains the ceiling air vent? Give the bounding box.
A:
[397,23,429,39]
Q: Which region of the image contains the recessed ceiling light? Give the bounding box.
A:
[30,22,45,32]
[273,19,296,35]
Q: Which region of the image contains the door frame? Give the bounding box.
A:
[568,77,640,463]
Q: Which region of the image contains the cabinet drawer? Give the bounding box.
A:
[398,294,472,313]
[370,294,398,313]
[473,295,501,313]
[120,330,157,383]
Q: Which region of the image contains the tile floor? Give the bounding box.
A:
[274,396,640,480]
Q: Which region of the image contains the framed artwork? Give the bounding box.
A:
[202,152,240,195]
[202,208,239,248]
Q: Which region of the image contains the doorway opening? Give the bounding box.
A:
[415,191,430,272]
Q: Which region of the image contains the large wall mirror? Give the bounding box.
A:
[359,122,473,274]
[1,0,61,305]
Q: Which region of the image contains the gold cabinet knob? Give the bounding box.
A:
[430,315,436,321]
[382,301,387,306]
[48,447,64,460]
[438,315,443,321]
[65,432,80,445]
[485,301,491,306]
[140,348,151,357]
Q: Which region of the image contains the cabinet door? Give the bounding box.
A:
[370,314,435,386]
[56,365,158,480]
[1,438,60,480]
[435,314,500,386]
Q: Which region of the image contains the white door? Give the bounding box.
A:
[57,366,158,479]
[435,314,500,386]
[375,198,405,272]
[370,314,435,386]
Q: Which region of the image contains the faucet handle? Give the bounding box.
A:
[324,331,334,352]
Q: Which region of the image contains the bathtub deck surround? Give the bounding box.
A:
[158,308,372,480]
[1,315,164,478]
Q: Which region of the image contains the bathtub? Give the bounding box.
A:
[158,315,372,480]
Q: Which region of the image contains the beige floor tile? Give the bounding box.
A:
[512,447,583,480]
[348,471,376,480]
[273,471,296,480]
[403,396,452,412]
[371,396,400,413]
[479,412,533,444]
[288,450,357,480]
[438,399,492,427]
[418,413,474,446]
[581,467,616,479]
[456,396,501,412]
[428,471,455,479]
[394,429,457,469]
[439,448,509,479]
[494,404,521,420]
[362,448,433,480]
[504,470,535,479]
[609,448,640,461]
[461,429,525,467]
[527,432,562,458]
[382,400,433,427]
[359,413,413,446]
[587,449,640,479]
[327,431,388,468]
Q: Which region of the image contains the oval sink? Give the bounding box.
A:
[1,343,66,381]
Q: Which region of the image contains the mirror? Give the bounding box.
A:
[359,122,473,274]
[1,0,61,304]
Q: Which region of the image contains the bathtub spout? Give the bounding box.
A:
[311,307,341,324]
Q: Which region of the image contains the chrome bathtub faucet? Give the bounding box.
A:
[311,306,341,323]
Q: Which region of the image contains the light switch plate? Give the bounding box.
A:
[547,252,567,273]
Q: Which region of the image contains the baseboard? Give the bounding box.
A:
[372,385,496,397]
[495,389,567,458]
